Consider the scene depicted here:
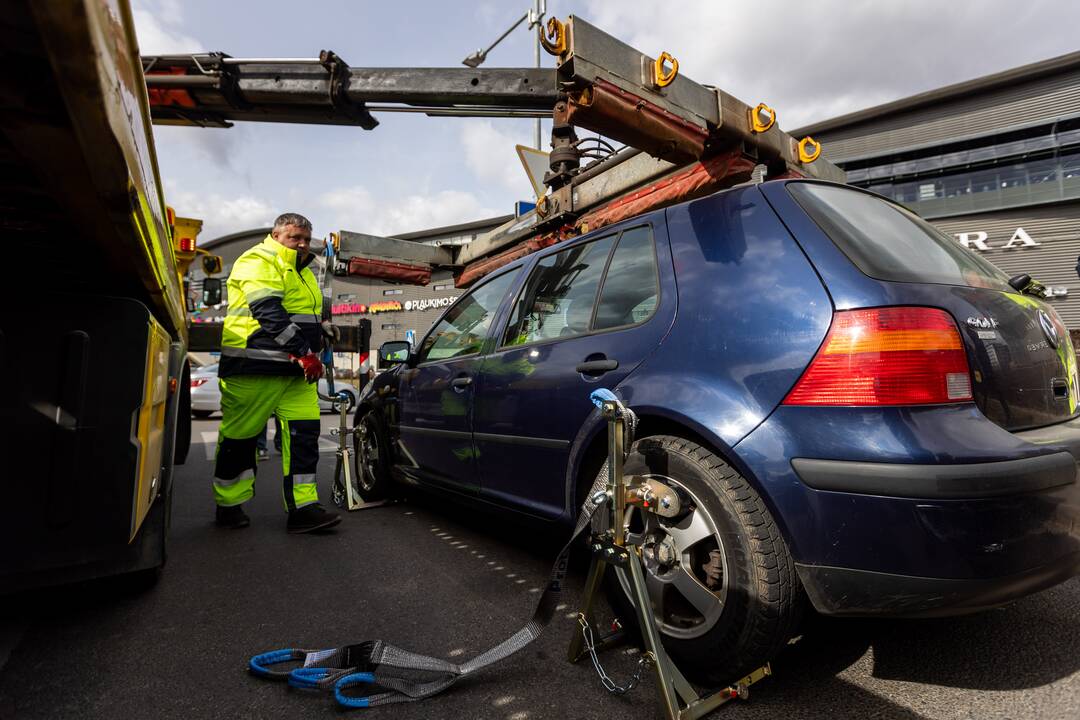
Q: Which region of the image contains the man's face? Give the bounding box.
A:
[272,224,312,259]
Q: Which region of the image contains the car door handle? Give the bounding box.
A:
[576,359,619,374]
[451,376,473,390]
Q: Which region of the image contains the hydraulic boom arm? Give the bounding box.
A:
[145,15,844,289]
[143,52,557,128]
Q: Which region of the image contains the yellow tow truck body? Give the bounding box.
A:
[0,0,195,591]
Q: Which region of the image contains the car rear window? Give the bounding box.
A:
[788,183,1012,291]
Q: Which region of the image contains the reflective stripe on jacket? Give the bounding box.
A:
[220,236,324,378]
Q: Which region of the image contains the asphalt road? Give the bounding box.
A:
[0,415,1078,719]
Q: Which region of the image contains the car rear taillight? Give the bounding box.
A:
[783,307,972,406]
[191,377,208,388]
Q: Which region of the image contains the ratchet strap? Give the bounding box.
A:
[249,388,636,709]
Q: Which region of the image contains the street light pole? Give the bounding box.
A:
[529,0,546,150]
[461,1,546,149]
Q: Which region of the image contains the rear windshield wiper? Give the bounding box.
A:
[1008,273,1048,297]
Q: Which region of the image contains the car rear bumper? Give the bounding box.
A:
[736,406,1080,614]
[797,550,1080,617]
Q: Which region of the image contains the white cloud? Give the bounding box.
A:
[131,1,202,54]
[167,186,276,240]
[585,0,1077,129]
[461,121,535,198]
[319,186,501,236]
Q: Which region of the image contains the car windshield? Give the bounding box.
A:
[788,182,1013,291]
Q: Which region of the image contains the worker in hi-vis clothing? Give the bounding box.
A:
[212,212,342,533]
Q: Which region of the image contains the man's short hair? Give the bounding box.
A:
[273,213,312,232]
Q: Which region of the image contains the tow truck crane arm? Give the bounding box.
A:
[145,15,843,289]
[143,52,557,128]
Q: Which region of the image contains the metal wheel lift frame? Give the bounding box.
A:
[568,398,770,719]
[320,386,390,512]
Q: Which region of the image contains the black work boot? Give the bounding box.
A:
[215,504,250,529]
[287,503,341,534]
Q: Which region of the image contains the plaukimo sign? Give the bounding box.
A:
[330,301,403,315]
[954,228,1040,251]
[404,297,459,311]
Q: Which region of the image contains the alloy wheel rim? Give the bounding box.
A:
[612,474,728,640]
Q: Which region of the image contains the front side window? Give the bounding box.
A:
[417,269,519,363]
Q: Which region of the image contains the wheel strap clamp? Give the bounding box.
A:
[248,389,769,714]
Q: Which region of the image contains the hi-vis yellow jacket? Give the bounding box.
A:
[219,236,324,378]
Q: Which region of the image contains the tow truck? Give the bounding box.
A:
[0,0,840,594]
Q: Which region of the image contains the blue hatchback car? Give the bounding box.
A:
[354,179,1080,683]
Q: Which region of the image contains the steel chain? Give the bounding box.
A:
[577,614,649,695]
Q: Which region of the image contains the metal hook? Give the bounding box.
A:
[654,51,678,88]
[749,103,776,133]
[539,17,567,56]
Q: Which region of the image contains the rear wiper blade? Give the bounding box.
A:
[1007,273,1048,297]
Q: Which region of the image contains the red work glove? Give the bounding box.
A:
[292,352,324,384]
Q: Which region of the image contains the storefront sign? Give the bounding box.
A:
[954,227,1040,251]
[330,301,403,315]
[404,297,458,312]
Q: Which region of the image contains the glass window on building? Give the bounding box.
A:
[383,289,403,296]
[969,168,1000,211]
[432,284,453,291]
[943,174,970,197]
[917,181,942,201]
[382,323,401,330]
[893,181,920,204]
[998,163,1028,205]
[1063,151,1080,199]
[941,173,973,213]
[1027,157,1058,203]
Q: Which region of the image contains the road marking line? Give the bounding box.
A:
[201,431,218,460]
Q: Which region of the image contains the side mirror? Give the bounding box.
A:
[379,340,412,366]
[202,277,223,306]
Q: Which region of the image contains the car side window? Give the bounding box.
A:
[416,269,519,363]
[593,226,659,330]
[502,234,617,347]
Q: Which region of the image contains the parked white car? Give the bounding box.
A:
[191,362,356,418]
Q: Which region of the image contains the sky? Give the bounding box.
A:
[133,0,1077,242]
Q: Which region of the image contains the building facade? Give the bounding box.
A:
[793,51,1080,326]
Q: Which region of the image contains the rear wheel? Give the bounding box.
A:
[600,435,802,686]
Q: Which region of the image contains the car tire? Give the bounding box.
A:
[600,435,802,686]
[192,410,213,419]
[351,409,395,501]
